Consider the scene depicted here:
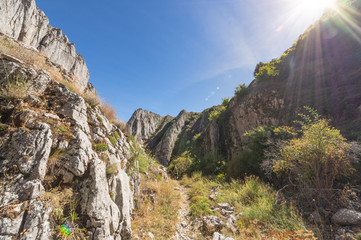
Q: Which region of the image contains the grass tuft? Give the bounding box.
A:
[93,142,108,152]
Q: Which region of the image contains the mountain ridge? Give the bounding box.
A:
[128,2,361,166]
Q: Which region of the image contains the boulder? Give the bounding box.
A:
[332,209,361,226]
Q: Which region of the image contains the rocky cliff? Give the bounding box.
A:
[0,0,89,91]
[128,1,361,166]
[0,53,136,239]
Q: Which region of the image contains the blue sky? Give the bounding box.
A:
[35,0,327,121]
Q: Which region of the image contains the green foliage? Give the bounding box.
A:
[253,57,281,82]
[227,126,275,178]
[94,142,109,152]
[190,195,213,217]
[293,106,320,130]
[208,105,226,122]
[181,174,306,231]
[108,136,117,146]
[254,62,265,77]
[221,97,230,107]
[97,116,103,125]
[128,136,151,173]
[54,124,69,133]
[255,62,280,81]
[234,83,247,97]
[273,119,352,191]
[198,151,226,175]
[168,151,193,177]
[114,131,120,139]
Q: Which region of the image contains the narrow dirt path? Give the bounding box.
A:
[173,185,203,240]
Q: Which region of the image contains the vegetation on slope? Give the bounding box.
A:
[129,138,182,239]
[181,173,315,239]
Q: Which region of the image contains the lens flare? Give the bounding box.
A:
[59,222,72,236]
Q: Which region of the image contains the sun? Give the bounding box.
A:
[299,0,337,12]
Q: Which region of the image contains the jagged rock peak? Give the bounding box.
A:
[0,0,90,91]
[128,108,165,144]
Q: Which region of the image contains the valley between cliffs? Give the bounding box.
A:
[1,0,361,240]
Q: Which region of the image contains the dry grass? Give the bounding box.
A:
[132,178,181,240]
[112,119,128,133]
[41,187,86,239]
[0,74,31,99]
[83,92,101,108]
[100,100,117,122]
[0,34,81,94]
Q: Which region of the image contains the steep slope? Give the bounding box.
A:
[0,1,138,239]
[0,53,135,239]
[0,0,89,91]
[129,1,361,165]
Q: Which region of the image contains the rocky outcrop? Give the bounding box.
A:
[0,55,135,239]
[202,215,222,235]
[128,109,164,144]
[129,109,195,166]
[152,110,188,165]
[0,0,89,91]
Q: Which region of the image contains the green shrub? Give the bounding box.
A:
[273,119,353,201]
[221,97,230,107]
[234,83,247,97]
[108,136,117,146]
[114,131,120,139]
[196,151,226,175]
[227,126,275,178]
[94,142,108,152]
[97,116,103,125]
[254,62,265,77]
[169,151,193,177]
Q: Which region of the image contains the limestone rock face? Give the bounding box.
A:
[128,108,164,144]
[0,56,135,240]
[153,110,188,165]
[0,0,89,91]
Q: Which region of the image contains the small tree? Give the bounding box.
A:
[273,119,353,202]
[234,83,247,97]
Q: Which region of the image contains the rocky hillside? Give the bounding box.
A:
[128,1,361,166]
[0,1,139,239]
